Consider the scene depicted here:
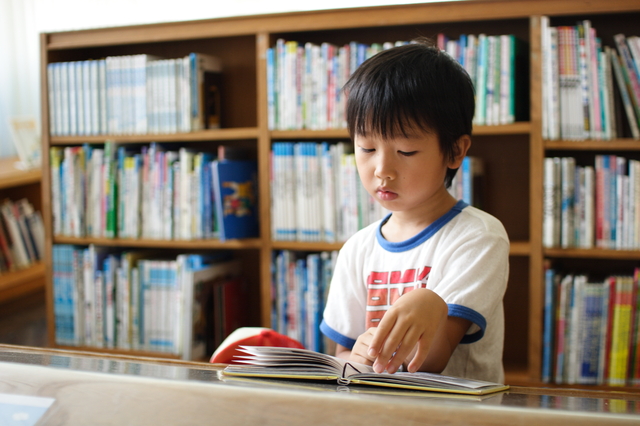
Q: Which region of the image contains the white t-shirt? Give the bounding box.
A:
[320,201,509,383]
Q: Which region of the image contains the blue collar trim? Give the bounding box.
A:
[376,200,468,253]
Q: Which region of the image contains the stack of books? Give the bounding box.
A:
[267,34,527,131]
[47,52,222,136]
[541,18,640,140]
[50,143,258,241]
[543,155,640,250]
[52,246,245,360]
[0,198,44,274]
[542,267,640,386]
[270,250,338,354]
[270,141,387,243]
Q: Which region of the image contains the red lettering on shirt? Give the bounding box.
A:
[365,266,432,326]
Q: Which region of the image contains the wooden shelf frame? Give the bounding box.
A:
[0,157,41,190]
[0,157,44,304]
[37,0,640,387]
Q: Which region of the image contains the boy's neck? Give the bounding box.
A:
[380,191,459,243]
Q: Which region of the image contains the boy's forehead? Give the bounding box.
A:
[354,129,437,144]
[355,124,437,140]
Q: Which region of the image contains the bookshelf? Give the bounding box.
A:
[0,157,44,303]
[38,0,640,386]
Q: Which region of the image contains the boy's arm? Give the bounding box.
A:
[335,288,471,374]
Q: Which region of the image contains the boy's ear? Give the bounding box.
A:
[449,135,471,169]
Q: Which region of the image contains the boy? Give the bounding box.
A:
[319,38,510,383]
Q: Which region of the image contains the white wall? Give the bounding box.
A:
[0,0,453,157]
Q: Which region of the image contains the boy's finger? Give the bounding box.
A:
[372,322,408,373]
[384,327,421,373]
[367,315,396,357]
[406,332,435,373]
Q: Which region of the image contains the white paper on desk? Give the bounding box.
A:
[0,393,55,426]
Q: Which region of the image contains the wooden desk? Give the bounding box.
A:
[1,344,639,426]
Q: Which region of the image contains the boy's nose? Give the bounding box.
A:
[374,157,396,180]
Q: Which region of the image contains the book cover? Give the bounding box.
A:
[614,34,640,129]
[211,159,259,241]
[211,274,247,354]
[608,275,634,386]
[177,253,241,360]
[609,46,640,139]
[189,53,222,130]
[52,244,80,346]
[541,264,556,383]
[223,346,509,396]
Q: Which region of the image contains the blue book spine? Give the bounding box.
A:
[276,251,288,335]
[266,47,275,130]
[475,35,488,125]
[296,257,307,347]
[542,267,556,383]
[458,34,467,67]
[579,285,604,384]
[53,245,76,345]
[462,157,471,205]
[608,155,617,247]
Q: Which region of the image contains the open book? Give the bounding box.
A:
[222,346,509,396]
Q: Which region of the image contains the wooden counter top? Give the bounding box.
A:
[1,344,639,425]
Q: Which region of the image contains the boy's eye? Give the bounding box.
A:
[360,147,375,153]
[399,151,418,157]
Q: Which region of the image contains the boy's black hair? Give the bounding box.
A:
[344,37,475,188]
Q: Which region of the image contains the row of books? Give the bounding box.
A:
[267,33,526,131]
[267,39,389,131]
[437,33,527,126]
[270,141,387,243]
[542,267,640,386]
[52,245,246,360]
[541,18,640,140]
[47,52,222,137]
[270,250,338,353]
[447,156,485,209]
[50,143,258,242]
[0,198,44,274]
[543,155,640,250]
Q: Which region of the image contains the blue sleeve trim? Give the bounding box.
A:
[447,304,486,344]
[320,320,356,349]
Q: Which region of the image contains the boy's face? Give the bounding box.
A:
[354,129,461,217]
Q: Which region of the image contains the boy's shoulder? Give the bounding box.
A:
[454,205,509,241]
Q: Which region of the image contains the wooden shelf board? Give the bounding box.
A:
[44,0,640,50]
[271,241,345,252]
[0,263,46,304]
[0,263,46,292]
[50,127,259,145]
[473,122,531,135]
[0,157,41,189]
[53,236,263,249]
[545,139,640,151]
[270,129,350,140]
[544,247,640,260]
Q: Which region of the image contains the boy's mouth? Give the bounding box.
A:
[376,187,398,201]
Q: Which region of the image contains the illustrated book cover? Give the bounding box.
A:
[212,159,259,241]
